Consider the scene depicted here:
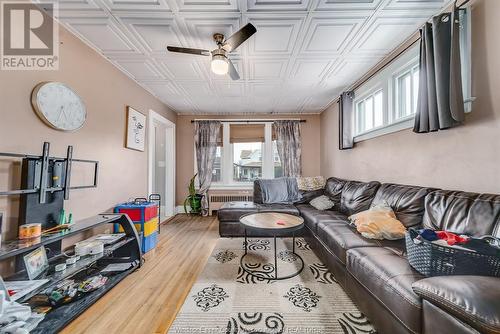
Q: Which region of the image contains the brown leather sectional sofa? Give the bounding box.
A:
[217,177,500,334]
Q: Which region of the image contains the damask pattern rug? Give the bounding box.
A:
[168,237,376,334]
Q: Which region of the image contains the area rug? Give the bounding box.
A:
[169,237,376,334]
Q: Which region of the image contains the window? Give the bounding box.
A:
[197,122,285,187]
[233,142,262,182]
[353,8,471,142]
[395,65,419,120]
[211,146,222,182]
[273,141,283,178]
[355,90,383,134]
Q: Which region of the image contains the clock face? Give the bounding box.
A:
[32,82,86,131]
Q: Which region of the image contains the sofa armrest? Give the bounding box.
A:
[412,276,500,334]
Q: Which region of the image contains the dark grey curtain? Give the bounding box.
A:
[194,120,221,216]
[339,91,355,150]
[273,120,301,177]
[414,3,464,133]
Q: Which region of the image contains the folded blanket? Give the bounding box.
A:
[257,177,302,204]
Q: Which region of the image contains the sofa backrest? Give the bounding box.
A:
[339,180,380,216]
[423,190,500,238]
[295,189,324,204]
[324,177,348,206]
[372,183,438,228]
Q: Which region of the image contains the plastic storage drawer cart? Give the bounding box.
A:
[114,201,158,253]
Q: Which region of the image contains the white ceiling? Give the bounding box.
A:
[41,0,450,114]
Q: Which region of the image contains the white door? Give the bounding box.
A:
[148,110,175,221]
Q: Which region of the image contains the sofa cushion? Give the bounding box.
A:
[324,177,348,206]
[346,247,424,333]
[340,180,380,216]
[319,224,404,264]
[256,203,300,216]
[423,190,500,238]
[217,201,259,222]
[412,276,500,334]
[295,204,347,234]
[371,183,438,228]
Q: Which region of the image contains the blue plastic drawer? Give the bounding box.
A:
[142,232,158,253]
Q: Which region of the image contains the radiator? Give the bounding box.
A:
[208,190,253,216]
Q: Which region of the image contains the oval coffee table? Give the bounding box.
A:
[239,212,305,280]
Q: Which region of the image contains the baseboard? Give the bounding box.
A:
[175,205,190,214]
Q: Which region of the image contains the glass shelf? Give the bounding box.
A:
[0,214,122,261]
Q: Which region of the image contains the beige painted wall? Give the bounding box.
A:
[320,0,500,194]
[176,114,321,205]
[0,24,176,242]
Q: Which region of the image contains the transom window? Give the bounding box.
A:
[355,90,383,134]
[395,65,419,120]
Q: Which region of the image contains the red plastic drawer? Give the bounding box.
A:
[118,208,141,221]
[144,206,158,222]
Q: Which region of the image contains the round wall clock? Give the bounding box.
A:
[31,82,87,131]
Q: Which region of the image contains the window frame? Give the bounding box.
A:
[354,88,384,135]
[195,121,277,189]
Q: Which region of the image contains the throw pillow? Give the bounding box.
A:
[310,195,334,211]
[349,203,406,240]
[296,176,326,191]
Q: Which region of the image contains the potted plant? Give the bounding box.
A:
[184,174,203,215]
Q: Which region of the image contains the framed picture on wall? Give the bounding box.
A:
[126,106,146,151]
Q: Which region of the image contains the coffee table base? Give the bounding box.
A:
[240,230,304,281]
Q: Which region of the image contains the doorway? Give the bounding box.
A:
[148,110,175,222]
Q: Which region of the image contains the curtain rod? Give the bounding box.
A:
[342,0,471,96]
[190,119,306,123]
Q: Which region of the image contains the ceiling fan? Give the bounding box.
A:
[166,23,257,80]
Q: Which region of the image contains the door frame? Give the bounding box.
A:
[148,109,176,220]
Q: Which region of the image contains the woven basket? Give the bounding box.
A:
[405,229,500,277]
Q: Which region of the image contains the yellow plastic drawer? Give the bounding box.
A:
[142,217,158,237]
[114,217,158,236]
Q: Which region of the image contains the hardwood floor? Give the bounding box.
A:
[61,214,219,334]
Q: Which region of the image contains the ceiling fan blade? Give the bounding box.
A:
[223,23,257,52]
[227,58,240,80]
[166,46,210,56]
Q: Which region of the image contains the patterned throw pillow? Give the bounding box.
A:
[309,195,334,211]
[296,176,326,191]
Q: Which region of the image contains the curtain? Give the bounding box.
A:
[414,3,464,133]
[339,91,355,150]
[194,120,221,216]
[273,120,301,177]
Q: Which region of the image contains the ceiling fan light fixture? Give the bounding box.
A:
[211,54,229,75]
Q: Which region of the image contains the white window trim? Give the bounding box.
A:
[195,121,279,190]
